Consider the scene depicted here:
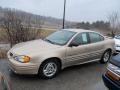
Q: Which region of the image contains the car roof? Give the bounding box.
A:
[63,29,97,33]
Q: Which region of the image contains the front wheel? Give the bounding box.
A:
[38,60,60,79]
[100,50,111,64]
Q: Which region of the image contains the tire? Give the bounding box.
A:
[38,59,61,79]
[100,50,111,64]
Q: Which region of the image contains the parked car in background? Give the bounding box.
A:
[7,29,115,79]
[0,72,11,90]
[114,35,120,53]
[102,54,120,90]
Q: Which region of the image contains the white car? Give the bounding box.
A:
[114,35,120,52]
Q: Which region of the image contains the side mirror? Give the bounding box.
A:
[69,42,79,47]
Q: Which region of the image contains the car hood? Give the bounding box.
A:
[9,39,61,56]
[110,54,120,68]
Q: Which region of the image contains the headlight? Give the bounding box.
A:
[14,55,30,63]
[107,63,120,75]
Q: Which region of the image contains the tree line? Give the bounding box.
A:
[69,12,120,37]
[74,21,110,30]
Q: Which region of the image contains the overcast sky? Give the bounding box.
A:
[0,0,120,22]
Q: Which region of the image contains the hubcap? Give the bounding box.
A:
[103,52,110,62]
[43,62,57,77]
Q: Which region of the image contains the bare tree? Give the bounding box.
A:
[108,12,120,37]
[1,8,42,47]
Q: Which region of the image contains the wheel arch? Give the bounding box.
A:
[100,48,112,64]
[39,57,62,71]
[105,48,112,53]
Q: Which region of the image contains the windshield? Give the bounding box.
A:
[45,30,76,45]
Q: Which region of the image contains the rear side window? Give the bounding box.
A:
[89,32,104,43]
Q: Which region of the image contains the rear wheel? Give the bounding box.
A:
[38,59,61,79]
[100,50,111,63]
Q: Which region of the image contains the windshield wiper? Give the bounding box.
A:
[44,39,56,45]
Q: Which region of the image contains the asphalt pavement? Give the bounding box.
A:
[0,59,107,90]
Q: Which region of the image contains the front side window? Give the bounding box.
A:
[70,33,89,46]
[45,30,76,45]
[89,32,104,43]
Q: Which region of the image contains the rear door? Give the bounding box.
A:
[88,32,105,60]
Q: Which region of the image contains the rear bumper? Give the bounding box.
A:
[8,58,39,75]
[102,74,120,90]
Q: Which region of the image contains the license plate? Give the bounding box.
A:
[106,70,120,80]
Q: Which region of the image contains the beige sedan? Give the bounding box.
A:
[7,29,115,79]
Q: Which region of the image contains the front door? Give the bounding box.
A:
[65,32,90,66]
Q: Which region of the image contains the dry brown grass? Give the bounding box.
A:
[0,28,56,42]
[39,28,56,38]
[0,49,7,59]
[0,28,8,42]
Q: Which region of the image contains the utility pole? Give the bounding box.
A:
[62,0,66,29]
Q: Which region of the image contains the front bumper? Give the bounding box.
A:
[8,58,39,75]
[102,74,120,90]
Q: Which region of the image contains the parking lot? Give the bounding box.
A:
[0,59,107,90]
